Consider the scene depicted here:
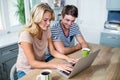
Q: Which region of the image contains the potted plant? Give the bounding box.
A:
[15,0,26,24]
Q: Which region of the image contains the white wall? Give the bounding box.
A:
[77,0,108,44]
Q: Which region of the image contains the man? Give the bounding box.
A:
[45,5,89,61]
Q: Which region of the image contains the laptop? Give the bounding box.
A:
[57,49,101,78]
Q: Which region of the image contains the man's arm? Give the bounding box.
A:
[76,35,89,48]
[53,41,82,55]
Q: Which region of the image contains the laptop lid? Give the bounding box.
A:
[58,49,101,78]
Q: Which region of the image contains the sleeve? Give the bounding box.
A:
[50,25,61,41]
[18,31,33,44]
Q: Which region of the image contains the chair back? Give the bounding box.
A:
[10,63,17,80]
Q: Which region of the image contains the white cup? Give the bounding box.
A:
[36,69,52,80]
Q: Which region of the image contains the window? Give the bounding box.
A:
[0,13,2,30]
[0,1,4,30]
[0,0,41,35]
[0,0,23,34]
[8,0,20,27]
[30,0,41,8]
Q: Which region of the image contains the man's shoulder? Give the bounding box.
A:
[72,23,78,27]
[70,23,79,30]
[52,21,60,27]
[51,21,61,30]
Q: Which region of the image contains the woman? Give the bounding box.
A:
[16,3,77,79]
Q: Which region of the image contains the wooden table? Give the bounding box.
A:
[20,43,120,80]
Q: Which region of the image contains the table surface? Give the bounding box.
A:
[20,43,120,80]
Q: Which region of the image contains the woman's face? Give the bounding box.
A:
[38,11,52,30]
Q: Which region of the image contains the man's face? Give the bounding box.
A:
[61,15,76,30]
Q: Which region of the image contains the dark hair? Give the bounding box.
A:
[61,5,78,18]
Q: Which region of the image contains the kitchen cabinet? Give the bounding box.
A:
[0,64,2,79]
[100,31,120,48]
[107,0,120,11]
[0,43,18,80]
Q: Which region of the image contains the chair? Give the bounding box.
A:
[10,63,17,80]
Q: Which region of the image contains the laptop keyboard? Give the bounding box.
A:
[60,70,71,76]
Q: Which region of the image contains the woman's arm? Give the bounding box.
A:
[20,42,56,69]
[20,42,74,72]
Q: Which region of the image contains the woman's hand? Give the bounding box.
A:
[55,57,78,73]
[56,63,74,73]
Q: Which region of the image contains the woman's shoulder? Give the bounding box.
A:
[20,31,30,35]
[19,30,33,43]
[20,30,33,38]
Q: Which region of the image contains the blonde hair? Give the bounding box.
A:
[20,3,55,37]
